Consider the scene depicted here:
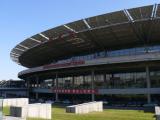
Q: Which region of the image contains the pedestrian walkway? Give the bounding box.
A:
[3,116,26,120]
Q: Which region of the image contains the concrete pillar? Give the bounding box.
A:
[27,78,30,98]
[4,92,6,98]
[72,76,75,89]
[103,73,107,88]
[55,73,59,102]
[52,78,54,88]
[83,76,85,88]
[146,66,151,104]
[91,70,95,101]
[36,76,39,88]
[111,74,114,88]
[36,93,39,99]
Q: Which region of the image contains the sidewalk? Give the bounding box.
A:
[3,116,26,120]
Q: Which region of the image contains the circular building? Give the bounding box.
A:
[11,4,160,104]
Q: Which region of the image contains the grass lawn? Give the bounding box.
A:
[3,105,156,120]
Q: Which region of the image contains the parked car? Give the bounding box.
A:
[102,100,108,105]
[45,100,54,104]
[63,99,71,104]
[143,103,158,107]
[30,98,36,103]
[39,99,45,103]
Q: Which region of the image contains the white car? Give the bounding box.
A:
[102,100,108,104]
[39,99,44,103]
[45,100,54,104]
[63,100,71,104]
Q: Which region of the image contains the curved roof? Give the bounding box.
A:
[11,4,160,68]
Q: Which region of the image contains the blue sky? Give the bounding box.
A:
[0,0,160,80]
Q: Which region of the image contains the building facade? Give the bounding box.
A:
[11,4,160,105]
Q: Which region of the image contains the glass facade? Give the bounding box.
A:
[38,79,53,88]
[31,70,160,89]
[107,72,146,89]
[56,45,160,64]
[150,71,160,88]
[34,72,150,89]
[58,77,73,89]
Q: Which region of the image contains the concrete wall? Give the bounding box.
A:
[66,101,103,114]
[10,103,52,119]
[155,106,160,120]
[3,98,28,107]
[27,103,51,119]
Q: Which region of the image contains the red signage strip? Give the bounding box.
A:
[53,89,98,94]
[43,60,85,69]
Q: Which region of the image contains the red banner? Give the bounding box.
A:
[53,89,98,94]
[43,60,85,69]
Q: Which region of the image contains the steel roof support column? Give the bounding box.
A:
[146,65,151,104]
[123,9,145,44]
[91,69,95,101]
[55,73,59,102]
[143,4,158,46]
